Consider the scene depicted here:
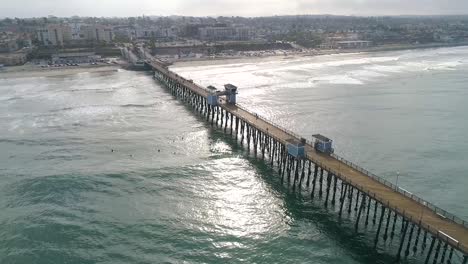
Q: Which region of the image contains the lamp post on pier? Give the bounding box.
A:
[420,201,426,222]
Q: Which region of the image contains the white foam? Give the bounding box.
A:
[174,46,468,88]
[426,61,463,70]
[309,74,363,85]
[348,69,387,80]
[364,64,407,73]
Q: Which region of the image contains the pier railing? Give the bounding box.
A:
[152,59,468,256]
[329,153,468,229]
[236,103,310,142]
[160,64,468,233]
[236,103,467,230]
[314,158,466,252]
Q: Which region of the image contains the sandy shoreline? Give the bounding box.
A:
[0,64,123,79]
[1,42,467,76]
[171,42,468,67]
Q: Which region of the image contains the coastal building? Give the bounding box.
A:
[236,27,250,40]
[132,27,161,39]
[36,24,71,46]
[335,40,372,49]
[69,22,86,40]
[129,26,178,40]
[51,52,101,64]
[36,23,114,45]
[181,23,210,38]
[319,43,335,49]
[83,24,114,43]
[199,26,250,41]
[320,40,373,49]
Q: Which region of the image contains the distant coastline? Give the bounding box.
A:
[170,42,468,66]
[352,41,468,53]
[2,42,467,78]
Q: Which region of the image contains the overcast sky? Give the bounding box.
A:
[1,0,468,18]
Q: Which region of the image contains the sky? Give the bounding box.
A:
[1,0,468,18]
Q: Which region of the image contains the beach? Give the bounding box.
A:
[165,42,468,65]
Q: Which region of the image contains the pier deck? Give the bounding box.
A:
[230,102,468,253]
[148,60,468,256]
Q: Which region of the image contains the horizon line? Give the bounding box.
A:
[2,13,468,19]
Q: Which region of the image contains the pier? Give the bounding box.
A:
[145,58,468,263]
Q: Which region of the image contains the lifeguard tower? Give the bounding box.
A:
[206,84,238,106]
[207,85,219,106]
[286,138,306,158]
[223,84,237,104]
[312,134,334,154]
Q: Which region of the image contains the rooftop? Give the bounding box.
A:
[224,83,237,90]
[286,137,306,146]
[312,134,332,142]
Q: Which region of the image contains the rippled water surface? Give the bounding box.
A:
[1,46,467,264]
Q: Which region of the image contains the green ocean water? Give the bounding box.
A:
[1,46,467,263]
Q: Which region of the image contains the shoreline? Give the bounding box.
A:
[170,42,468,67]
[1,42,466,77]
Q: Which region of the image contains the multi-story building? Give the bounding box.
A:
[199,26,235,41]
[199,26,250,41]
[129,26,178,40]
[36,28,52,46]
[69,22,86,40]
[335,40,372,49]
[37,23,114,46]
[132,27,162,39]
[237,27,250,40]
[36,24,71,46]
[84,24,114,43]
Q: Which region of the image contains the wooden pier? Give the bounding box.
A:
[146,59,468,263]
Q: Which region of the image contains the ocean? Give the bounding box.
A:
[1,46,467,263]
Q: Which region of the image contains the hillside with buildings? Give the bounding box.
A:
[1,15,468,66]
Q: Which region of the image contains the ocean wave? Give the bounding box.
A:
[2,174,113,208]
[70,88,115,93]
[0,138,84,147]
[424,61,463,71]
[308,74,363,85]
[0,95,23,102]
[120,103,158,108]
[34,154,87,161]
[47,103,158,114]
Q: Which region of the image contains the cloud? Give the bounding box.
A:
[1,0,467,18]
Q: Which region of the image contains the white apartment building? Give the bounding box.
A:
[37,23,113,46]
[84,24,114,43]
[199,26,250,41]
[37,24,70,46]
[130,26,178,40]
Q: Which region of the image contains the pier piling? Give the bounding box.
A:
[149,60,468,263]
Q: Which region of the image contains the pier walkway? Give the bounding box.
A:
[147,59,468,263]
[227,98,468,255]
